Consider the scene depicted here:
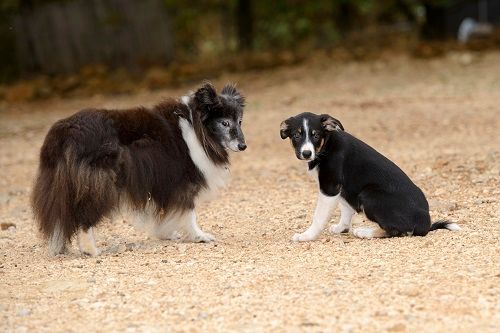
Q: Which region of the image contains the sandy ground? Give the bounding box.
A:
[1,51,499,333]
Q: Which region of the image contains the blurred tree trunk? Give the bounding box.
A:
[236,0,254,50]
[334,0,361,37]
[421,4,447,39]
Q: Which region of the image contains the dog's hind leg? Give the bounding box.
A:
[293,192,339,242]
[48,222,67,256]
[330,198,355,234]
[77,227,100,256]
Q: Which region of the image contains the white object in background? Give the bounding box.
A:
[458,17,493,43]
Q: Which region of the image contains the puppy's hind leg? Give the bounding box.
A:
[330,198,355,234]
[77,227,100,256]
[293,192,340,242]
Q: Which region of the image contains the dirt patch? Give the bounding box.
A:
[1,52,499,332]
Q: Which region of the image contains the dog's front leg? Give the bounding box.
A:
[292,192,339,242]
[77,227,100,256]
[181,210,216,243]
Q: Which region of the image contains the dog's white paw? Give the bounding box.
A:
[330,223,350,234]
[292,232,316,242]
[352,227,387,239]
[79,244,101,257]
[352,228,373,239]
[77,229,100,256]
[191,232,216,243]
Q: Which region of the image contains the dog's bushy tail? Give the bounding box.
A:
[429,220,461,232]
[31,119,119,255]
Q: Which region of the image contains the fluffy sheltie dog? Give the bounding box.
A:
[32,82,246,256]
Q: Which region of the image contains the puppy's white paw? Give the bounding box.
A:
[352,227,387,239]
[352,228,373,239]
[292,232,316,242]
[330,223,350,234]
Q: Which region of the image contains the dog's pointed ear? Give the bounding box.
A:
[194,82,219,121]
[221,83,245,107]
[320,114,344,131]
[280,118,292,139]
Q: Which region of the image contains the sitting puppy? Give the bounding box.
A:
[32,82,246,256]
[280,112,460,241]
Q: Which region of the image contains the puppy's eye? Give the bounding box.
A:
[221,121,230,127]
[313,133,320,140]
[293,133,301,139]
[239,120,242,125]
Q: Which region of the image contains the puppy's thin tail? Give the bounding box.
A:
[429,220,461,232]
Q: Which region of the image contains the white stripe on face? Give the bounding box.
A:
[300,118,315,160]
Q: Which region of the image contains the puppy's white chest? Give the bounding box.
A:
[307,165,319,182]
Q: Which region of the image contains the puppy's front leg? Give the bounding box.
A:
[292,192,339,242]
[330,199,355,234]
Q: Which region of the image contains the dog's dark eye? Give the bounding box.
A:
[239,120,242,125]
[293,133,301,140]
[313,133,320,140]
[221,121,230,127]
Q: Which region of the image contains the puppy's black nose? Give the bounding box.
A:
[302,150,312,158]
[238,143,247,151]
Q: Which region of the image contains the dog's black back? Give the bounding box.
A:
[315,130,431,236]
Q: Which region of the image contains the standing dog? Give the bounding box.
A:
[280,112,460,241]
[32,82,246,256]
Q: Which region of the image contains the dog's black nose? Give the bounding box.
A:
[302,150,312,158]
[238,143,247,151]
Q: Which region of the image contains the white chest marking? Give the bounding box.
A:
[178,117,230,203]
[307,164,318,182]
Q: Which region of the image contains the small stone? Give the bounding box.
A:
[18,308,31,317]
[125,243,138,251]
[107,244,126,254]
[388,323,406,332]
[1,223,16,231]
[301,322,319,327]
[0,194,9,205]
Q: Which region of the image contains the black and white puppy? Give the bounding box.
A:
[32,82,246,256]
[280,112,460,241]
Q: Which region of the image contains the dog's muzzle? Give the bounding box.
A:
[227,140,247,152]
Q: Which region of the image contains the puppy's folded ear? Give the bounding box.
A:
[194,82,220,121]
[280,118,292,139]
[320,114,344,131]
